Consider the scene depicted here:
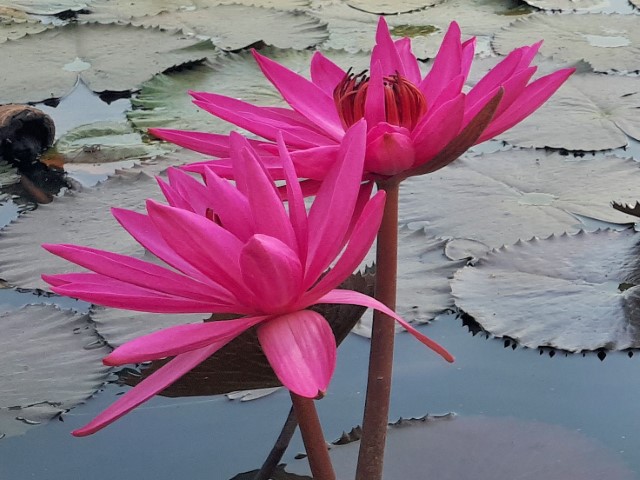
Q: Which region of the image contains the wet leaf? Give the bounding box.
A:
[0,304,111,438]
[286,414,636,479]
[344,0,445,15]
[0,0,86,15]
[399,150,640,249]
[521,0,621,11]
[0,161,20,187]
[452,228,640,351]
[121,271,374,397]
[132,5,328,51]
[493,13,640,73]
[495,73,640,151]
[0,18,49,43]
[354,229,467,337]
[0,23,215,104]
[129,47,369,132]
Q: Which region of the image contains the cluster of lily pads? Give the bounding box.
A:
[1,0,640,477]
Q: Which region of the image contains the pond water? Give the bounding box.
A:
[2,1,640,479]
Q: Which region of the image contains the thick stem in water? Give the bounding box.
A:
[290,392,336,480]
[355,181,400,480]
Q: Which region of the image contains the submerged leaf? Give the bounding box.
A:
[493,14,640,73]
[286,414,635,479]
[452,228,640,351]
[0,304,111,438]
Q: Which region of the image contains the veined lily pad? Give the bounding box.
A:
[495,73,640,150]
[521,0,629,12]
[132,5,327,51]
[0,0,86,15]
[286,414,635,479]
[452,228,640,351]
[129,47,369,132]
[493,14,640,73]
[399,150,640,248]
[0,23,215,104]
[354,229,467,337]
[344,0,445,15]
[0,304,111,438]
[0,19,49,43]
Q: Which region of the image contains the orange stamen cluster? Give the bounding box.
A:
[333,70,427,130]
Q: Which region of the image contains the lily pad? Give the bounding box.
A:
[132,5,328,51]
[0,0,87,15]
[344,0,445,15]
[0,19,49,42]
[354,229,467,337]
[286,414,636,479]
[129,47,369,132]
[521,0,627,12]
[54,121,171,163]
[0,304,111,438]
[0,161,20,187]
[493,14,640,73]
[452,228,640,351]
[495,73,640,150]
[0,23,215,104]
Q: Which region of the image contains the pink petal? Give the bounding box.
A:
[45,273,242,313]
[317,289,454,363]
[310,51,347,96]
[465,47,523,109]
[163,167,209,214]
[371,17,405,76]
[42,244,234,304]
[290,145,340,180]
[424,73,465,115]
[302,191,385,303]
[394,37,422,84]
[477,67,574,142]
[364,61,387,127]
[257,310,336,398]
[364,123,415,176]
[239,235,303,311]
[252,50,344,141]
[460,37,476,80]
[148,129,265,157]
[72,344,220,436]
[105,315,267,365]
[230,133,297,250]
[304,121,367,287]
[419,22,462,101]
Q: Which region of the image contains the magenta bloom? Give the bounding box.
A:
[42,122,452,437]
[151,17,574,182]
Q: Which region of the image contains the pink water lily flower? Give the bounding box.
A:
[42,121,453,437]
[150,17,574,182]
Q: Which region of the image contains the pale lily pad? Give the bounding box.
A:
[344,0,445,15]
[287,414,635,479]
[399,150,640,249]
[132,5,327,51]
[522,0,628,12]
[0,304,111,438]
[493,14,640,73]
[0,19,49,42]
[129,47,369,132]
[0,0,86,14]
[496,73,640,150]
[0,23,215,104]
[354,229,467,337]
[0,166,175,290]
[452,228,640,351]
[55,121,171,163]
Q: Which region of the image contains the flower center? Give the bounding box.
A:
[333,70,427,130]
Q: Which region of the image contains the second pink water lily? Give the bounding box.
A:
[151,17,574,182]
[42,122,452,437]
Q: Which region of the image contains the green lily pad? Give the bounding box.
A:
[132,5,327,51]
[55,121,171,163]
[0,304,111,439]
[129,47,369,132]
[495,73,640,150]
[286,414,635,479]
[399,150,640,249]
[452,228,640,351]
[493,13,640,73]
[0,23,216,104]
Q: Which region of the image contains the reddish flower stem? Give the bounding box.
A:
[355,180,400,480]
[290,392,336,480]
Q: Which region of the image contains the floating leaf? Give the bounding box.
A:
[452,228,640,351]
[495,73,640,150]
[0,304,111,438]
[0,161,20,187]
[129,47,369,132]
[344,0,445,15]
[286,414,636,479]
[354,229,467,337]
[0,18,49,43]
[132,5,328,51]
[0,23,215,104]
[521,0,631,12]
[493,14,640,73]
[121,271,374,397]
[612,201,640,218]
[399,150,640,249]
[0,0,86,15]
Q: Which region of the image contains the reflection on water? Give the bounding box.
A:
[1,313,639,479]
